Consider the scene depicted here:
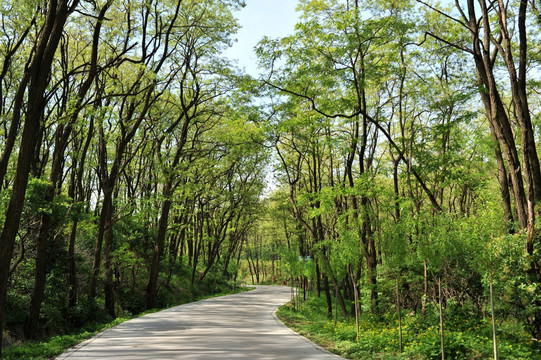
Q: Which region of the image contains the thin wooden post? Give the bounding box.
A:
[351,272,359,340]
[334,286,338,327]
[490,273,499,360]
[396,278,403,353]
[439,278,445,360]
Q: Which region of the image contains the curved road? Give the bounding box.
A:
[57,285,344,359]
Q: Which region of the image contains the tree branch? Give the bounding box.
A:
[264,80,443,212]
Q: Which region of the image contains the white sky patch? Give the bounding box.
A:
[225,0,300,76]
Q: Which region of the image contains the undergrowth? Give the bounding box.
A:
[276,295,541,360]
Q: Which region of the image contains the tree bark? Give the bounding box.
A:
[488,122,514,224]
[146,185,172,309]
[103,192,116,318]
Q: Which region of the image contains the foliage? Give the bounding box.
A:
[277,295,541,360]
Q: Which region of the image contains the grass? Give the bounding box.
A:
[2,286,253,359]
[276,295,541,360]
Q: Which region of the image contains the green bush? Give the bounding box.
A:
[5,292,30,326]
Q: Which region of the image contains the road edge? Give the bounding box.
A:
[271,305,344,359]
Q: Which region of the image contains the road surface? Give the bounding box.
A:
[57,285,344,359]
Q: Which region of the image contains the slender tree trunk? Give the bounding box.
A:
[233,237,244,283]
[362,214,378,313]
[24,183,53,339]
[190,214,203,286]
[146,182,172,309]
[103,193,116,318]
[68,218,79,307]
[0,73,30,187]
[315,262,321,298]
[490,273,499,360]
[326,265,348,318]
[351,272,360,340]
[439,279,445,360]
[90,188,112,300]
[393,159,401,221]
[422,259,428,317]
[397,278,403,353]
[247,251,255,285]
[323,275,332,317]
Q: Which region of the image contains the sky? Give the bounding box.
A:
[225,0,300,76]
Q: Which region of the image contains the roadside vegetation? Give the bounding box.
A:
[277,295,540,360]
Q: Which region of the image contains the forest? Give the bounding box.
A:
[0,0,540,359]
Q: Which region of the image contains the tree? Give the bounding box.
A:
[0,0,80,353]
[417,0,541,340]
[23,0,113,339]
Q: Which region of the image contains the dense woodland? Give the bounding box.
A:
[0,0,540,358]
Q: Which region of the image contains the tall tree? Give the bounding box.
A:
[417,0,541,340]
[0,0,79,353]
[23,0,112,339]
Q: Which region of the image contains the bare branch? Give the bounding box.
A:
[416,0,472,30]
[425,31,474,55]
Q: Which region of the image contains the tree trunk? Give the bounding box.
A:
[490,273,499,360]
[24,185,53,339]
[89,188,112,300]
[397,278,403,353]
[439,279,445,360]
[0,72,30,187]
[68,218,79,307]
[323,275,332,317]
[146,182,172,309]
[167,226,184,286]
[422,259,428,317]
[68,114,95,307]
[488,122,514,224]
[190,214,203,286]
[103,192,116,318]
[315,262,322,298]
[361,208,378,313]
[325,260,348,318]
[351,272,360,340]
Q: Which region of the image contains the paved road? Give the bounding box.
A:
[57,285,344,359]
